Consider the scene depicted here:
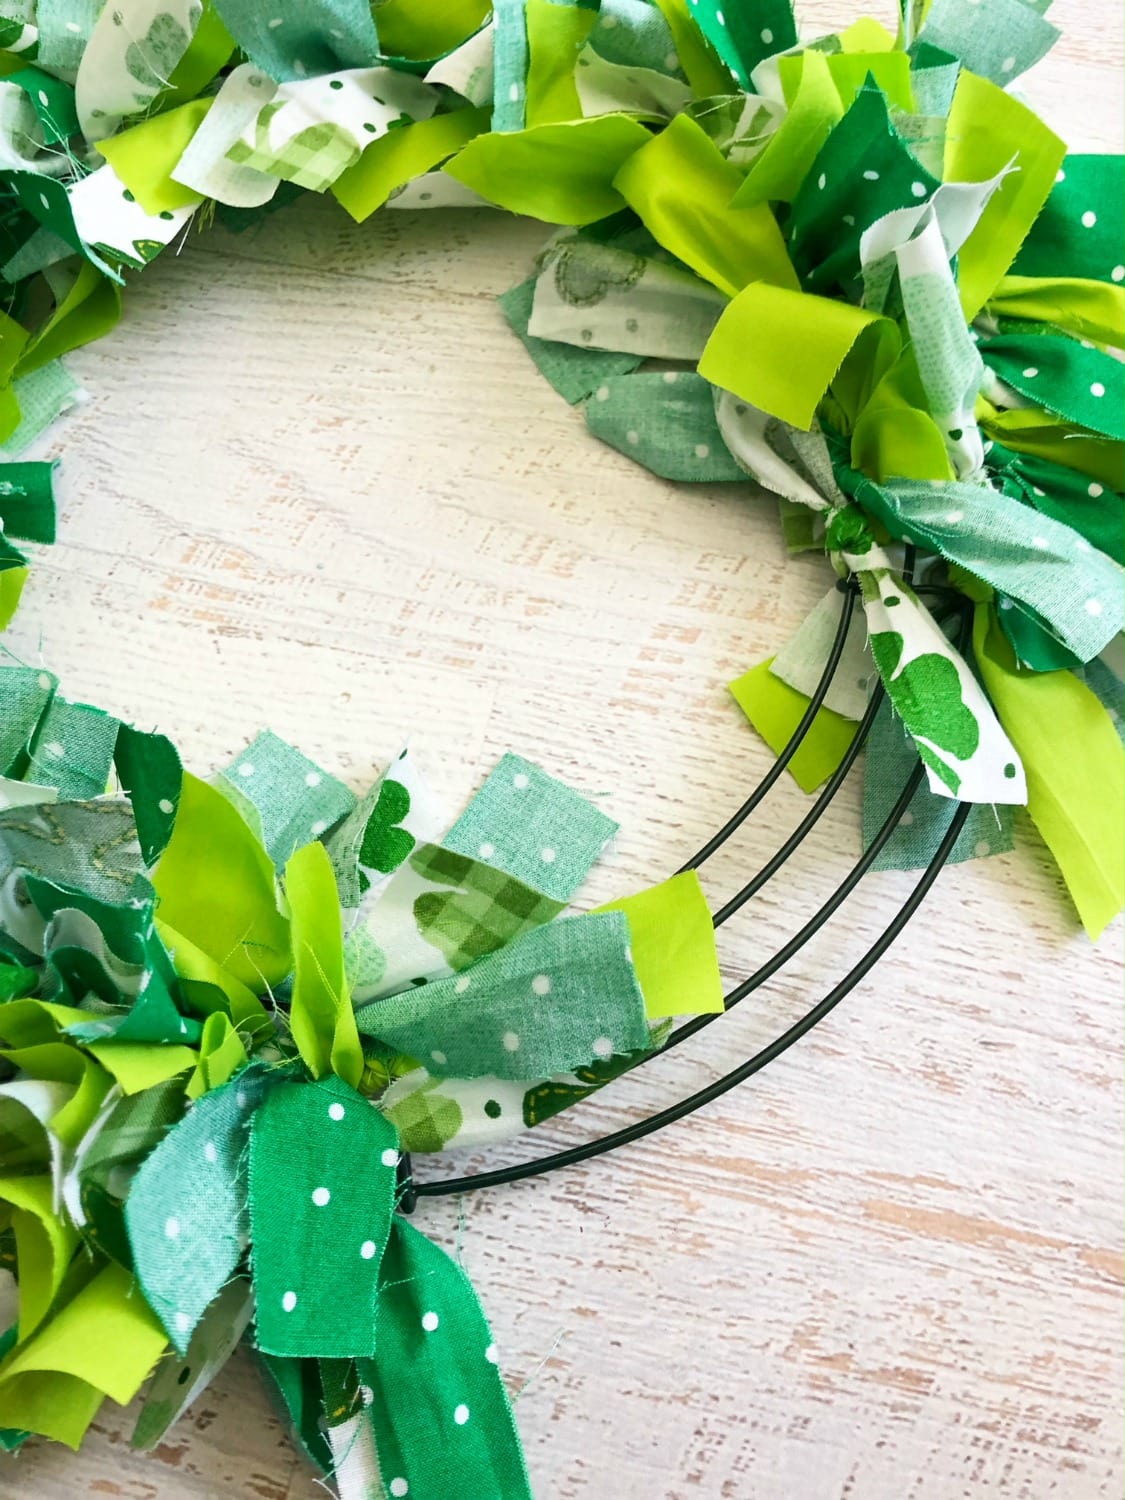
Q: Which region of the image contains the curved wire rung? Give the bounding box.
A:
[408,578,969,1202]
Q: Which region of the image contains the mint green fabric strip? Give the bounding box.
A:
[35,0,99,79]
[585,370,745,483]
[27,696,118,799]
[862,695,1015,872]
[355,908,650,1080]
[218,730,356,871]
[982,333,1125,441]
[915,0,1058,85]
[248,1076,399,1359]
[860,475,1125,663]
[444,752,617,902]
[1013,155,1125,285]
[492,0,529,131]
[125,1068,270,1354]
[499,276,642,406]
[0,800,144,910]
[359,1217,533,1500]
[0,363,81,458]
[210,0,380,83]
[0,666,55,777]
[0,461,55,542]
[908,43,960,119]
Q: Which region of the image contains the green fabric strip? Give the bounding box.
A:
[0,665,55,777]
[284,839,363,1089]
[982,332,1125,441]
[361,1216,533,1500]
[988,442,1124,566]
[689,0,794,89]
[492,0,529,132]
[444,751,617,902]
[210,0,380,83]
[915,0,1058,85]
[729,659,858,793]
[499,274,643,406]
[113,724,182,868]
[355,908,649,1080]
[1013,154,1125,287]
[862,694,1015,872]
[0,460,55,542]
[584,370,745,483]
[975,603,1125,937]
[218,729,356,871]
[855,475,1125,663]
[124,1068,268,1353]
[248,1076,398,1358]
[27,697,117,799]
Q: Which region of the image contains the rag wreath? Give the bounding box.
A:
[0,1,1119,1496]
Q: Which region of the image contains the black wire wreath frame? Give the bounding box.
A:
[398,554,972,1210]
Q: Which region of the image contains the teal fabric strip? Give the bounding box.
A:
[125,1068,270,1353]
[355,908,649,1081]
[1013,154,1125,285]
[360,1217,533,1500]
[0,665,55,777]
[690,0,795,88]
[0,460,56,542]
[444,751,617,902]
[584,370,745,483]
[856,475,1125,663]
[217,729,356,871]
[492,0,529,132]
[27,696,118,798]
[499,276,642,405]
[789,87,941,297]
[589,0,678,74]
[248,1076,399,1359]
[982,333,1125,441]
[114,724,182,867]
[210,0,380,83]
[862,695,1015,871]
[915,0,1058,85]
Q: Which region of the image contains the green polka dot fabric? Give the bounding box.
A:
[982,333,1125,442]
[443,752,618,903]
[354,908,649,1082]
[1012,154,1125,286]
[248,1075,398,1359]
[217,729,356,872]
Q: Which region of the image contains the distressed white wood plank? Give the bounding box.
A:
[1,3,1121,1498]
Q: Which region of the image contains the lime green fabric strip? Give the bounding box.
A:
[185,1013,247,1100]
[525,0,596,125]
[283,839,362,1089]
[699,282,894,430]
[97,98,212,215]
[333,106,490,221]
[15,262,121,377]
[944,71,1065,320]
[729,659,858,793]
[374,0,490,61]
[974,604,1125,937]
[444,115,651,224]
[979,406,1125,494]
[733,51,842,208]
[85,1043,197,1095]
[649,0,730,97]
[154,919,271,1039]
[987,274,1125,350]
[826,50,914,111]
[153,772,291,992]
[614,113,799,297]
[0,1260,165,1407]
[0,1175,78,1340]
[595,870,722,1018]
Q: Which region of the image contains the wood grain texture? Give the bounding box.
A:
[1,4,1121,1497]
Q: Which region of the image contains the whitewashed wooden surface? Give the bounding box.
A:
[1,4,1122,1496]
